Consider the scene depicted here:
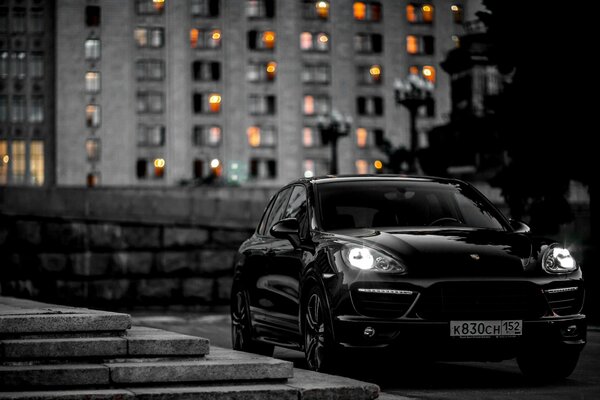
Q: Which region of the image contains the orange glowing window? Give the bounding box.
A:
[153,0,165,12]
[406,4,416,22]
[409,65,419,75]
[262,31,276,49]
[208,93,221,112]
[422,65,435,83]
[353,2,366,20]
[406,35,418,54]
[153,157,165,177]
[190,28,199,48]
[369,65,381,80]
[304,95,315,115]
[266,61,277,80]
[303,127,313,147]
[356,128,368,148]
[422,4,433,22]
[316,1,329,19]
[247,126,261,147]
[355,159,368,174]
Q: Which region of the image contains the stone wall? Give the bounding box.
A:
[0,186,274,309]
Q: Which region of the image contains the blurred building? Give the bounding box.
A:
[1,0,482,187]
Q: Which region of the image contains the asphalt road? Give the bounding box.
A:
[132,312,600,399]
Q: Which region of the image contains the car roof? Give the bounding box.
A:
[288,174,462,186]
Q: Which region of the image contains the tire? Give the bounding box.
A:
[302,285,344,372]
[231,289,274,357]
[517,348,580,381]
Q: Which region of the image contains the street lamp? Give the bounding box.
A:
[394,75,434,172]
[317,109,352,175]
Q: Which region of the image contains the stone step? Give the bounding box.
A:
[0,347,293,389]
[0,297,131,335]
[0,327,209,360]
[0,368,380,400]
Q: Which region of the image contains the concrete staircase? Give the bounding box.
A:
[0,297,380,399]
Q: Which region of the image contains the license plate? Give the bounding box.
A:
[450,320,522,338]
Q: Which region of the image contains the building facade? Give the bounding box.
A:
[2,0,483,187]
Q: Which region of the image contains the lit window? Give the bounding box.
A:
[452,35,460,48]
[316,33,329,51]
[304,95,315,115]
[315,1,329,19]
[407,3,434,23]
[300,32,312,50]
[247,126,277,148]
[262,31,276,49]
[358,65,382,84]
[85,39,101,60]
[191,0,220,17]
[451,4,463,24]
[193,93,222,114]
[355,159,368,175]
[86,105,101,127]
[353,1,381,21]
[356,128,368,148]
[303,127,314,147]
[86,138,100,162]
[406,35,434,55]
[422,65,435,83]
[247,126,261,147]
[12,141,26,184]
[85,5,101,26]
[85,72,101,93]
[266,61,277,80]
[87,172,100,187]
[29,96,44,123]
[300,32,329,52]
[154,158,165,178]
[353,2,366,20]
[193,125,222,146]
[191,29,222,49]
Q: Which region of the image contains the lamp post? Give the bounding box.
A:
[317,109,352,175]
[394,75,434,172]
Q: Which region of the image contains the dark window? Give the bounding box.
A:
[193,159,204,179]
[85,6,101,26]
[136,159,147,178]
[357,96,383,116]
[246,0,275,18]
[354,33,382,53]
[192,61,220,81]
[374,129,385,147]
[191,0,220,17]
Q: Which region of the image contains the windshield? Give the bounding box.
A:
[317,180,507,231]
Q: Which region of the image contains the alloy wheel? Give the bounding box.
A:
[305,292,327,371]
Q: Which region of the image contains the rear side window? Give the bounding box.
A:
[263,187,291,236]
[256,196,276,235]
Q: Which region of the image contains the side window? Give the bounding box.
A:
[264,187,291,236]
[284,185,308,237]
[257,195,277,235]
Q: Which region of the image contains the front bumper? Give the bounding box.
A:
[333,314,587,361]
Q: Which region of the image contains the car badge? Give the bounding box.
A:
[470,254,480,261]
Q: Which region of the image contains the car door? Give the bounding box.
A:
[246,187,292,338]
[266,185,309,343]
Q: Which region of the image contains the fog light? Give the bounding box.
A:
[561,325,578,337]
[363,326,375,338]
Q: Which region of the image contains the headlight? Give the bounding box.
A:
[341,245,406,273]
[542,245,577,274]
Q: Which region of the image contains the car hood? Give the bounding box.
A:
[332,228,534,277]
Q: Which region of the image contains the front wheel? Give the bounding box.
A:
[303,285,344,372]
[517,348,580,380]
[231,289,274,356]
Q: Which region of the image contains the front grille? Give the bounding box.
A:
[415,281,547,320]
[351,289,418,318]
[544,286,584,316]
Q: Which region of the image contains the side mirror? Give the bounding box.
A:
[510,219,531,233]
[270,218,301,248]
